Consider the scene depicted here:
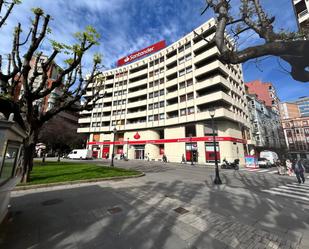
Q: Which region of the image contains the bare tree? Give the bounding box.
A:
[0,0,20,28]
[202,0,309,82]
[0,6,105,182]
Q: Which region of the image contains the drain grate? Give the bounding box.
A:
[173,207,189,215]
[41,199,63,206]
[107,207,122,214]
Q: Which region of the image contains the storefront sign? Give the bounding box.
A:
[117,40,166,66]
[245,156,258,168]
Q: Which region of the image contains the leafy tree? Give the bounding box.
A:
[0,3,105,182]
[38,113,88,160]
[202,0,309,82]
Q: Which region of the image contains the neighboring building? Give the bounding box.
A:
[246,80,280,113]
[247,94,286,154]
[282,117,309,159]
[279,102,301,119]
[15,54,63,112]
[292,0,309,34]
[78,18,251,164]
[295,96,309,117]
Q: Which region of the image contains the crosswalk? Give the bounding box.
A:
[262,182,309,202]
[239,167,278,174]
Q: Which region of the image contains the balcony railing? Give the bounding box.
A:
[298,9,308,18]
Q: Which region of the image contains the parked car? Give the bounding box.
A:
[67,149,92,160]
[257,158,272,168]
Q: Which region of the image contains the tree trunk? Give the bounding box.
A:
[21,129,39,183]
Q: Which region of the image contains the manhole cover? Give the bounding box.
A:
[41,199,63,206]
[107,207,122,214]
[174,207,189,215]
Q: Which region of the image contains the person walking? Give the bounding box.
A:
[292,159,306,184]
[180,154,186,164]
[162,154,167,163]
[286,159,293,176]
[276,159,281,175]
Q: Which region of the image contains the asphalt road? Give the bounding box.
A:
[1,158,308,249]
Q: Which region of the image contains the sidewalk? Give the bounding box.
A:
[1,176,308,249]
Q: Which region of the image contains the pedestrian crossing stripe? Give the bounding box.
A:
[262,183,309,202]
[239,168,278,174]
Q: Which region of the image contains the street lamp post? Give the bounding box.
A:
[190,134,194,165]
[111,127,117,167]
[126,137,129,160]
[209,108,222,185]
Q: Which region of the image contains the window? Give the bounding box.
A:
[179,82,185,89]
[154,91,159,97]
[154,114,159,121]
[180,108,186,116]
[118,100,122,105]
[160,89,165,96]
[92,123,97,127]
[122,110,125,114]
[149,104,153,110]
[0,142,20,184]
[186,66,192,73]
[179,57,185,65]
[149,82,153,87]
[180,95,186,102]
[185,54,191,61]
[179,69,185,77]
[160,101,165,108]
[154,80,159,86]
[155,69,159,75]
[149,115,154,121]
[122,100,126,104]
[186,79,193,87]
[160,113,165,120]
[122,90,127,94]
[149,61,154,67]
[178,46,184,53]
[160,57,164,63]
[149,93,153,98]
[187,92,194,100]
[185,42,191,49]
[113,111,117,115]
[113,101,117,106]
[149,71,154,77]
[114,91,118,96]
[188,107,194,115]
[160,78,164,84]
[160,67,164,73]
[154,103,159,109]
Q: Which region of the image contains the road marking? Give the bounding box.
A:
[262,189,309,202]
[257,169,270,173]
[269,170,278,174]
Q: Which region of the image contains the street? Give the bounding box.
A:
[1,159,309,249]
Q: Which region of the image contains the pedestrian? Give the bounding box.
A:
[147,153,150,162]
[286,159,293,176]
[275,159,281,175]
[162,154,167,163]
[180,154,186,164]
[292,159,306,184]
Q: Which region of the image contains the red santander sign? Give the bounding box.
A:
[117,40,166,67]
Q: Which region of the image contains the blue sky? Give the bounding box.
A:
[0,0,308,101]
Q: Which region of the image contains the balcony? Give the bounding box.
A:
[196,91,232,106]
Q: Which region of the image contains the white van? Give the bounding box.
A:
[67,149,92,160]
[260,151,278,165]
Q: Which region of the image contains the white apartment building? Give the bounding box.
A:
[78,19,250,164]
[292,0,309,33]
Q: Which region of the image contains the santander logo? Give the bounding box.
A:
[117,40,166,67]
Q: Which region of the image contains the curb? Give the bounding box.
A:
[13,172,145,191]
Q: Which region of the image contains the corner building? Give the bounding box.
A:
[78,19,250,164]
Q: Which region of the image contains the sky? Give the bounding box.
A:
[0,0,308,102]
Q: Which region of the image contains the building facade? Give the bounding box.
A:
[246,80,280,113]
[78,19,250,164]
[282,117,309,159]
[247,94,286,154]
[292,0,309,34]
[279,102,301,119]
[295,96,309,117]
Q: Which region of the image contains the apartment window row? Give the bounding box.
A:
[180,92,194,102]
[94,103,103,108]
[179,66,192,77]
[93,113,102,118]
[178,42,191,53]
[113,100,126,106]
[149,57,164,67]
[149,67,164,77]
[114,90,127,96]
[115,80,127,87]
[113,109,126,115]
[178,54,192,65]
[180,106,195,116]
[148,113,165,121]
[179,78,193,89]
[149,78,164,87]
[149,101,165,110]
[115,71,128,78]
[149,89,165,98]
